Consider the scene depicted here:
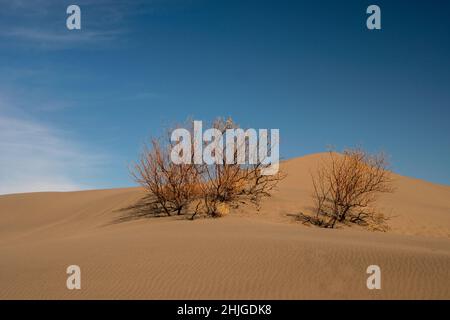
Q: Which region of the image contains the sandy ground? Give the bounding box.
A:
[0,153,449,299]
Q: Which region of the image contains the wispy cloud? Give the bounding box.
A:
[0,102,106,195]
[2,28,122,44]
[0,0,130,50]
[0,0,176,50]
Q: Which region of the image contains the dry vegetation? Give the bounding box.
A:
[131,118,284,220]
[132,119,394,230]
[300,148,395,231]
[131,139,201,216]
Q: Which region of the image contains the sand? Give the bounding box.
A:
[0,153,449,299]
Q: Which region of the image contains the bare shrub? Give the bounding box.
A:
[131,117,284,220]
[307,148,394,229]
[131,138,200,216]
[196,118,285,217]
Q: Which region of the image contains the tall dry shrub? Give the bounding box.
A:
[132,118,284,219]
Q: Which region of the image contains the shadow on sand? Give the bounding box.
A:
[110,196,183,224]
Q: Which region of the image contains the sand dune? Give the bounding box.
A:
[0,153,449,299]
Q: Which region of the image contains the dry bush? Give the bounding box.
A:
[131,117,284,220]
[196,118,284,217]
[131,138,200,216]
[307,148,394,230]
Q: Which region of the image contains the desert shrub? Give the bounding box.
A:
[131,138,200,216]
[306,148,394,229]
[132,117,284,220]
[196,118,284,217]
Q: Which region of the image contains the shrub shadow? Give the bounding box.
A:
[110,195,177,224]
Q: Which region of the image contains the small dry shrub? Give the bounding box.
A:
[304,148,394,230]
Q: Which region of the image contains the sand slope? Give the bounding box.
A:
[0,153,449,299]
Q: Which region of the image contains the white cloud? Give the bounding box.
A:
[0,113,103,195]
[3,28,122,43]
[0,28,124,50]
[0,0,128,50]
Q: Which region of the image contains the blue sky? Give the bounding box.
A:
[0,0,449,194]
